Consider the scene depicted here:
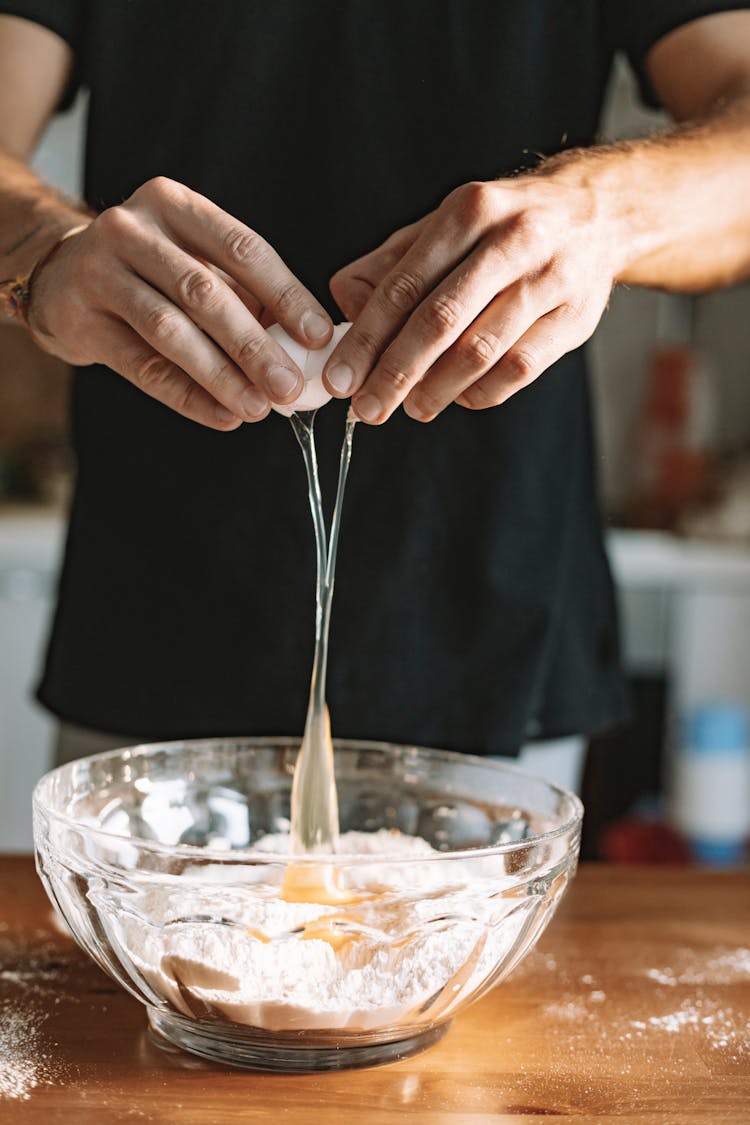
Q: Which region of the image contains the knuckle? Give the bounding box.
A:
[133,351,174,393]
[456,329,500,368]
[225,226,263,266]
[177,267,222,313]
[172,376,203,418]
[95,205,135,242]
[420,292,464,335]
[378,359,412,393]
[201,359,235,393]
[348,324,381,358]
[512,208,549,245]
[145,303,182,345]
[505,347,538,385]
[451,180,491,225]
[547,253,576,293]
[272,278,303,320]
[382,270,424,313]
[234,331,265,369]
[139,175,184,206]
[463,380,497,408]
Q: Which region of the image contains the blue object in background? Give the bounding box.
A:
[674,702,750,868]
[684,703,748,757]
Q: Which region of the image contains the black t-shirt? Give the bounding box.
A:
[1,0,743,751]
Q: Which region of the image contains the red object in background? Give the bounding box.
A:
[628,344,717,529]
[600,817,692,864]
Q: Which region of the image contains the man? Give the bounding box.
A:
[1,2,749,787]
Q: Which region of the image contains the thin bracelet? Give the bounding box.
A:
[0,223,90,325]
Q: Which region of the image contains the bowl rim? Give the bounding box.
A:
[33,735,584,866]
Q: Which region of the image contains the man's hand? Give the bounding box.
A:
[0,16,333,429]
[325,10,750,425]
[323,174,617,424]
[27,177,333,429]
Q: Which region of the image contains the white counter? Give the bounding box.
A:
[0,506,66,850]
[608,528,750,592]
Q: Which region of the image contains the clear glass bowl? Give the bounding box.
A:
[33,738,582,1072]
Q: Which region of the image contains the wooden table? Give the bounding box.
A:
[1,858,748,1124]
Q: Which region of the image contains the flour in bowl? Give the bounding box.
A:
[115,829,519,1032]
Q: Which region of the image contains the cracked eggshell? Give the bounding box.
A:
[268,322,351,416]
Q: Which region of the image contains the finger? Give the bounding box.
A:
[330,275,375,323]
[207,264,265,320]
[456,306,580,410]
[98,264,272,421]
[322,195,484,402]
[123,234,305,404]
[94,315,248,430]
[133,178,333,348]
[349,232,534,423]
[329,217,428,321]
[403,275,555,421]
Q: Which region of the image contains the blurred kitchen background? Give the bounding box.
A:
[2,58,750,860]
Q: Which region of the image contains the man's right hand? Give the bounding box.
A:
[25,176,333,428]
[0,16,332,428]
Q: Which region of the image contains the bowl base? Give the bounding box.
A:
[147,1008,450,1072]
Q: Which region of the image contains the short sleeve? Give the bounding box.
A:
[604,1,750,108]
[0,0,85,109]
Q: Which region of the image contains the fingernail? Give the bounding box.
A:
[403,398,427,421]
[215,404,239,424]
[301,311,331,342]
[267,365,300,400]
[241,386,270,417]
[354,393,382,423]
[326,362,354,396]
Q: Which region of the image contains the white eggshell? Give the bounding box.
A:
[266,323,309,372]
[268,322,351,417]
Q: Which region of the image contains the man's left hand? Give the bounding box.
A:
[323,172,620,423]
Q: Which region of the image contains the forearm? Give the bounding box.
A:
[540,89,750,293]
[0,145,91,321]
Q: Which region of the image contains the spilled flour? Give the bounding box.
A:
[0,1003,50,1100]
[642,947,750,987]
[117,829,518,1033]
[0,932,77,1101]
[528,943,750,1073]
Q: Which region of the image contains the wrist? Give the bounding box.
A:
[0,213,91,327]
[536,145,668,283]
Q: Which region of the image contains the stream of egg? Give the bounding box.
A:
[281,408,362,908]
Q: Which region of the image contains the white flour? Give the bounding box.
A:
[643,947,750,987]
[0,994,68,1098]
[118,829,517,1032]
[0,943,75,1102]
[530,942,750,1073]
[0,1004,45,1101]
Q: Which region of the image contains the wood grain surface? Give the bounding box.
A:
[0,857,748,1124]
